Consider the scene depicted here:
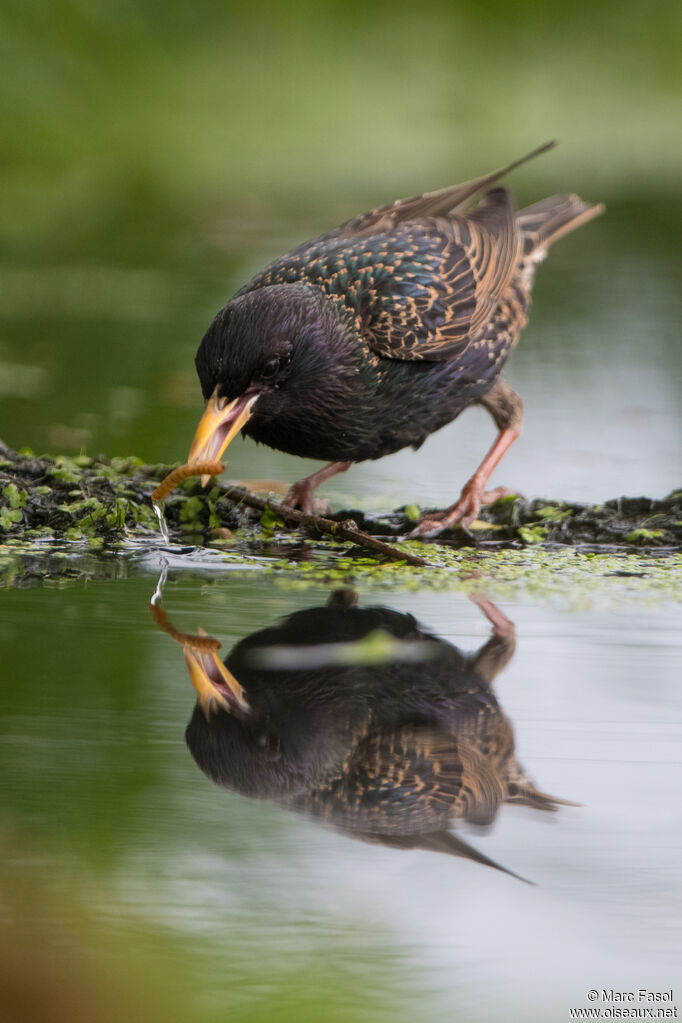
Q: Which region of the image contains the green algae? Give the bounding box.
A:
[2,530,680,607]
[0,442,681,601]
[2,442,681,552]
[403,504,421,524]
[260,505,285,531]
[517,524,548,544]
[534,505,572,522]
[261,544,682,607]
[625,528,664,543]
[0,507,23,529]
[2,483,27,509]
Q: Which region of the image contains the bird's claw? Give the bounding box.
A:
[409,484,519,539]
[282,481,331,516]
[409,508,475,540]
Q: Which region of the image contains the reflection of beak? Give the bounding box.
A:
[184,636,249,720]
[188,389,258,485]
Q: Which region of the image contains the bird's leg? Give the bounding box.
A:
[283,461,353,514]
[411,378,523,537]
[468,594,516,685]
[471,593,516,640]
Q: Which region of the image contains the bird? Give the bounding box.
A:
[188,141,603,536]
[181,590,574,880]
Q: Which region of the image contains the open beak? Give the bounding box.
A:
[188,389,259,485]
[184,636,249,720]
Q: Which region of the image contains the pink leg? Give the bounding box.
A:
[411,377,523,538]
[468,594,516,683]
[283,461,353,514]
[412,426,520,536]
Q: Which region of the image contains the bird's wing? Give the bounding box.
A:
[305,725,507,834]
[330,141,555,239]
[357,187,522,360]
[239,188,523,362]
[236,144,558,362]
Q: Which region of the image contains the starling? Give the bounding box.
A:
[182,591,573,879]
[188,141,603,535]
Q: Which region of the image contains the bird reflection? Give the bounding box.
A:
[152,579,574,881]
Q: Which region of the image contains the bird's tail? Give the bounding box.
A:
[504,757,580,812]
[517,193,605,260]
[364,829,533,884]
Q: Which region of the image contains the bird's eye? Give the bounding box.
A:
[260,357,281,381]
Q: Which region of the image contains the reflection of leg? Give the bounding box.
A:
[469,594,516,685]
[472,594,515,639]
[326,587,359,609]
[412,378,523,537]
[283,461,353,514]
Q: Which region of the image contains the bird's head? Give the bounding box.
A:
[183,641,330,802]
[189,283,351,465]
[182,595,398,802]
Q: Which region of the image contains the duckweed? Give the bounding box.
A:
[518,524,549,544]
[625,528,665,543]
[0,445,680,602]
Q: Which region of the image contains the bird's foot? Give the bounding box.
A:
[410,483,519,539]
[282,480,331,516]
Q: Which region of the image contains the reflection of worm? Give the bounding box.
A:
[151,461,225,502]
[149,601,221,651]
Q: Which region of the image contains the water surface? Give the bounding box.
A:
[2,569,680,1021]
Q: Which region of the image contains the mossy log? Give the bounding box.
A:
[1,441,681,552]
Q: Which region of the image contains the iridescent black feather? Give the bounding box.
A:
[194,142,603,475]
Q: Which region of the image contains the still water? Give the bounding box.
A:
[1,565,680,1022]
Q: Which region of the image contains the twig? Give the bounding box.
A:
[223,485,431,567]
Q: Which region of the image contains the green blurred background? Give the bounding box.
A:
[1,0,680,488]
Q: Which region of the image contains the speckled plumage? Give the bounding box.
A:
[191,143,603,530]
[237,186,524,365]
[184,593,571,877]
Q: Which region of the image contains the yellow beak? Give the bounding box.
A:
[184,637,249,720]
[188,389,258,485]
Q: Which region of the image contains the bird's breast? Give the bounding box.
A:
[244,352,506,463]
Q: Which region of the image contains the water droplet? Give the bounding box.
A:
[152,499,170,544]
